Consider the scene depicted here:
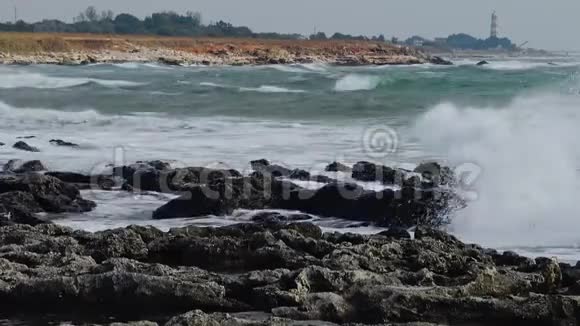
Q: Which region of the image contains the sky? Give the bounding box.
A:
[0,0,578,51]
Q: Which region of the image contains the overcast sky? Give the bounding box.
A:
[1,0,578,50]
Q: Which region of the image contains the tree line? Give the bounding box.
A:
[0,6,386,41]
[402,34,516,50]
[0,7,515,50]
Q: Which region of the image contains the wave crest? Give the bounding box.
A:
[411,94,580,247]
[334,74,380,92]
[0,68,145,89]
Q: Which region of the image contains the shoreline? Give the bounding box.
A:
[0,32,450,66]
[0,156,579,324]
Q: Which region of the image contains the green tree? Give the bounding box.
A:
[186,11,202,27]
[114,14,145,34]
[309,32,327,40]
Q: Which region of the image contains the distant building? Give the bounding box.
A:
[490,11,498,38]
[434,38,447,45]
[413,39,424,47]
[405,35,426,47]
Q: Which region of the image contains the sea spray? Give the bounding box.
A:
[411,94,580,247]
[334,74,381,91]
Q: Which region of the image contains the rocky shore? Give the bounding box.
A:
[0,153,579,325]
[0,33,451,66]
[1,220,580,325]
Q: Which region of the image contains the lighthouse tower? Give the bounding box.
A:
[490,11,498,38]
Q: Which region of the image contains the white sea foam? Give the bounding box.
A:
[55,191,387,234]
[452,59,580,70]
[483,61,554,70]
[91,79,145,87]
[200,81,229,88]
[411,94,580,249]
[0,69,145,89]
[112,62,142,69]
[239,85,306,93]
[113,62,174,70]
[298,63,330,72]
[0,101,366,174]
[201,81,305,93]
[268,65,311,74]
[334,74,380,91]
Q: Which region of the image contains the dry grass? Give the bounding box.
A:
[0,33,71,53]
[0,32,406,56]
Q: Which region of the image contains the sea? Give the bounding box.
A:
[1,57,580,263]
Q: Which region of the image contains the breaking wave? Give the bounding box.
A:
[411,94,580,248]
[200,82,306,93]
[0,69,145,89]
[239,85,306,93]
[334,74,381,91]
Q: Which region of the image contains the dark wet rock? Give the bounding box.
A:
[152,185,237,219]
[535,257,562,293]
[561,264,580,288]
[288,169,310,181]
[429,56,453,65]
[113,161,171,180]
[0,173,96,216]
[476,60,489,66]
[111,322,158,326]
[13,141,40,152]
[0,142,4,146]
[139,160,172,171]
[250,211,313,224]
[84,228,149,263]
[0,222,577,325]
[491,250,535,269]
[377,227,412,239]
[120,163,240,193]
[255,164,292,178]
[0,191,50,226]
[121,160,456,227]
[16,136,36,139]
[309,175,337,184]
[3,160,46,174]
[324,162,351,172]
[351,161,397,184]
[403,175,422,188]
[45,171,115,190]
[348,282,578,324]
[250,159,302,178]
[46,171,93,184]
[152,168,451,227]
[151,173,295,220]
[414,162,454,185]
[49,139,79,147]
[158,57,183,66]
[250,159,270,170]
[2,159,18,172]
[274,182,440,227]
[165,310,319,326]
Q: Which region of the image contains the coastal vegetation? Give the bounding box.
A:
[403,33,516,50]
[0,6,385,41]
[1,6,508,50]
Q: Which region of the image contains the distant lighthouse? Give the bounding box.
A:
[490,11,498,38]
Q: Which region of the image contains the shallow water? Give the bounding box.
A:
[2,56,580,262]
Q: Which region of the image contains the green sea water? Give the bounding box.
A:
[0,57,580,258]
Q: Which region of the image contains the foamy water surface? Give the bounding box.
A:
[2,57,580,262]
